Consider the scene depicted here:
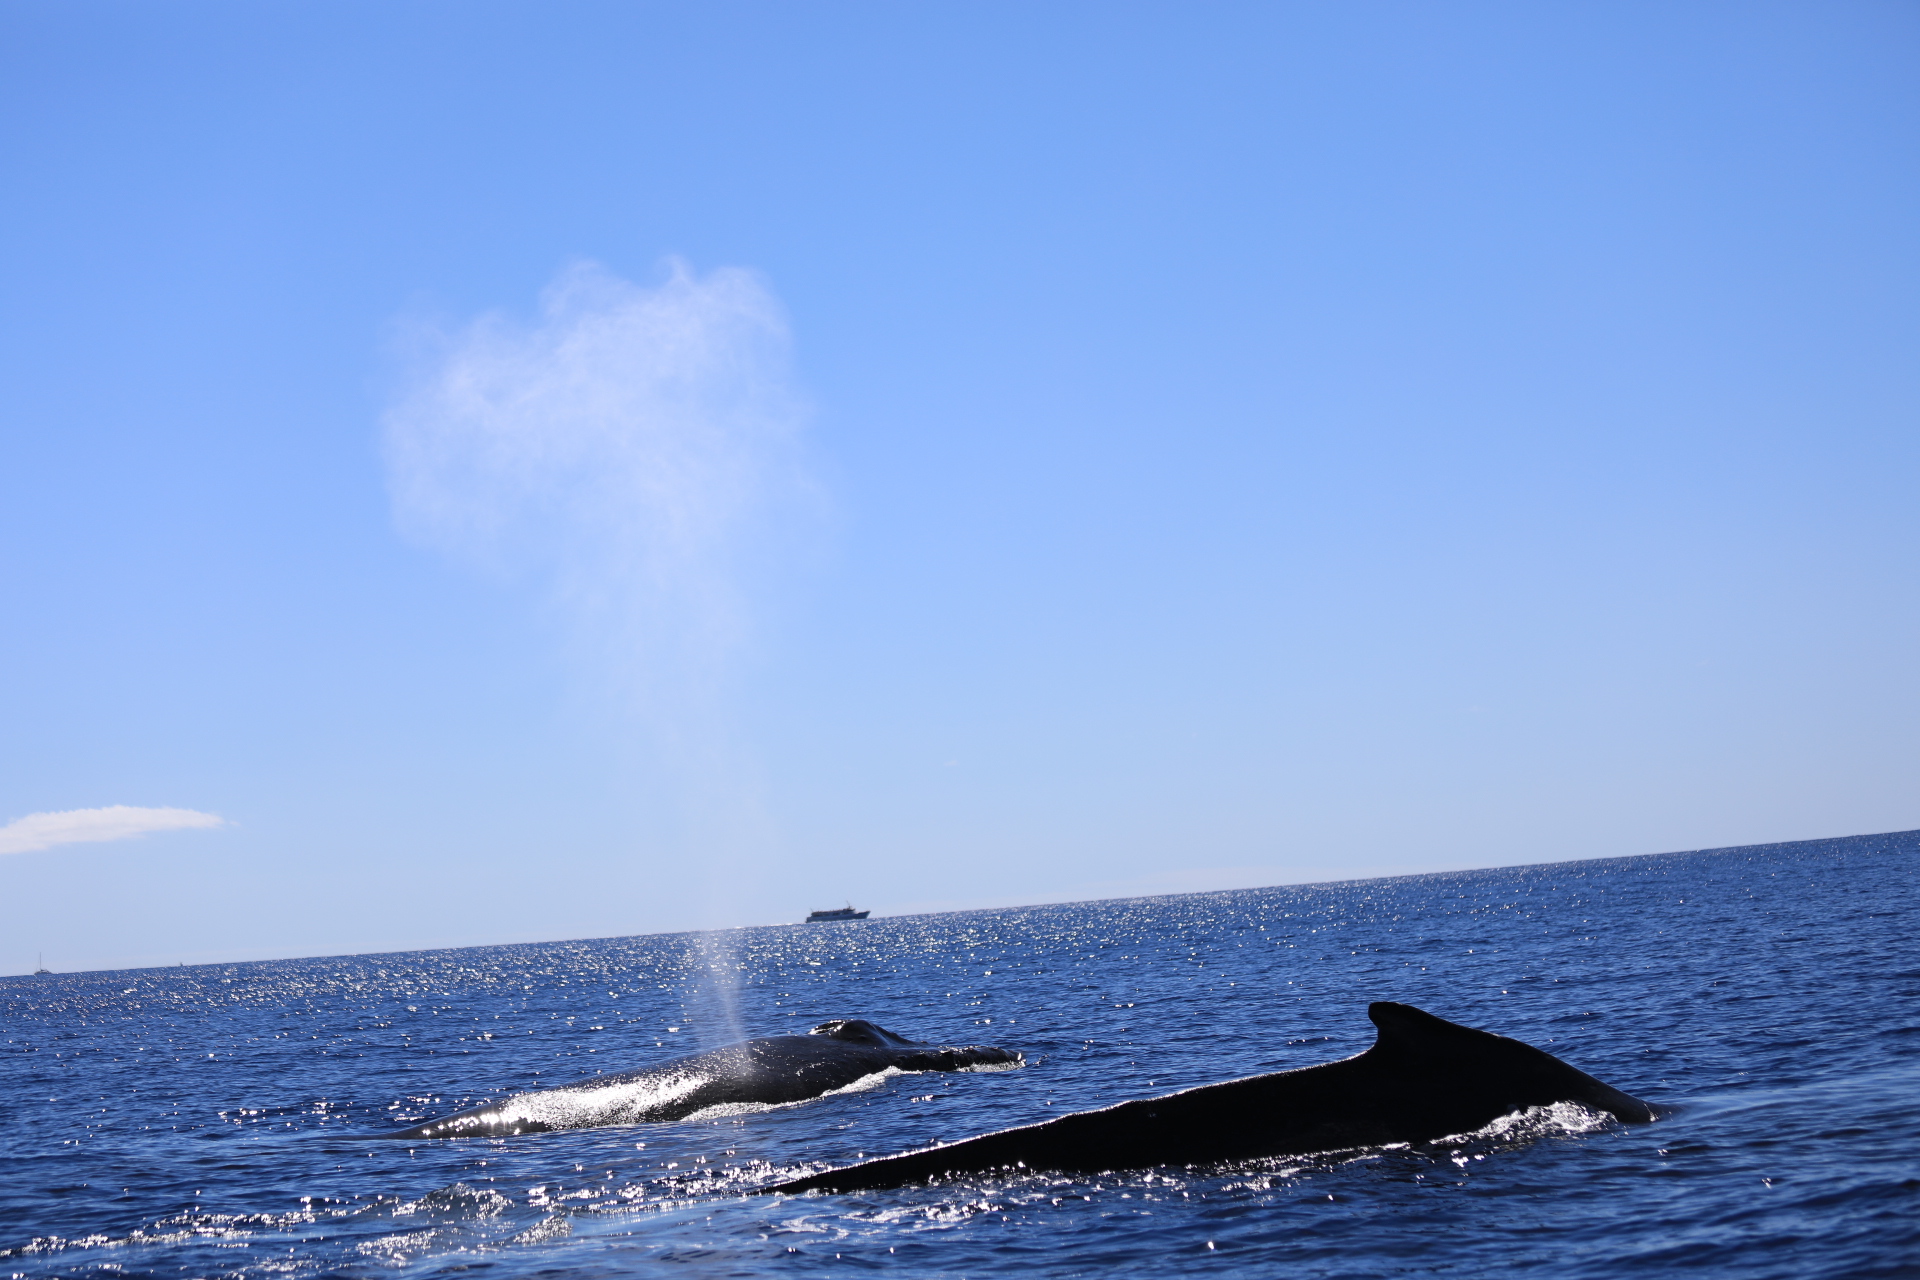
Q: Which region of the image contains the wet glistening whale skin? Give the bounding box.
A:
[380,1019,1021,1140]
[769,1002,1655,1193]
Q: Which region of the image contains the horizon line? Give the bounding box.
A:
[8,825,1914,979]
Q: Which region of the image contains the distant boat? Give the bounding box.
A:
[33,953,52,975]
[805,905,871,923]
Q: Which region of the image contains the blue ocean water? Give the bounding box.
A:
[4,831,1917,1279]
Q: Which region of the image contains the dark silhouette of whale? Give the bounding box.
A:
[378,1020,1022,1140]
[767,1002,1655,1193]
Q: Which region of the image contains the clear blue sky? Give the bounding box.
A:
[3,2,1915,974]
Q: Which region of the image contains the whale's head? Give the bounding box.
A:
[809,1019,919,1048]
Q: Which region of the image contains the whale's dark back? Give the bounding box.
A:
[378,1019,1021,1140]
[768,1002,1655,1192]
[1188,1001,1655,1159]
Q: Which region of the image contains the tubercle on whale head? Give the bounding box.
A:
[802,1019,1024,1063]
[808,1019,919,1048]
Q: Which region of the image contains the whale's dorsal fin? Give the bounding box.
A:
[1366,1000,1507,1054]
[809,1019,918,1047]
[1365,1001,1659,1122]
[1367,1001,1548,1066]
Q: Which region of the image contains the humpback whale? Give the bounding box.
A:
[768,1002,1655,1193]
[380,1020,1022,1140]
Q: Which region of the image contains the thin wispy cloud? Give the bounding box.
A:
[383,258,817,695]
[0,805,227,856]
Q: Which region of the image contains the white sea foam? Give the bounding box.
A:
[1436,1100,1613,1146]
[509,1215,572,1244]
